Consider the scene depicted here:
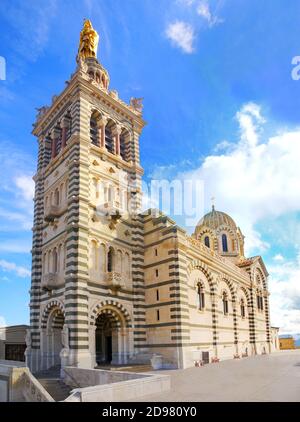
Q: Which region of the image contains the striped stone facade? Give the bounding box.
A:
[26,31,272,372]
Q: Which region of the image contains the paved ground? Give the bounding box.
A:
[131,350,300,402]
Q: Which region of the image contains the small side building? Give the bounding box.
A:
[279,335,295,350]
[0,325,28,362]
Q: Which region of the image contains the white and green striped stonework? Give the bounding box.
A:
[26,33,274,373]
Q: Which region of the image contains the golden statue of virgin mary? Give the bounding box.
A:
[77,19,99,61]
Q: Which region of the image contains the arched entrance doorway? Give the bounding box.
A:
[92,305,131,366]
[95,313,116,364]
[42,306,65,370]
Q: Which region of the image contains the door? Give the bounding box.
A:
[202,351,209,364]
[105,336,112,363]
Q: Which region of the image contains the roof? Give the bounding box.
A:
[196,206,237,231]
[237,255,269,277]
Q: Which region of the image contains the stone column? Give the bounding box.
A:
[89,325,97,368]
[117,328,123,364]
[51,128,60,159]
[122,328,129,364]
[46,329,53,369]
[60,324,70,377]
[61,117,69,149]
[40,329,47,370]
[97,117,107,148]
[51,134,56,159]
[112,125,122,155]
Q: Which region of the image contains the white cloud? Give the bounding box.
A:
[196,1,223,27]
[179,0,196,5]
[165,21,196,54]
[268,251,300,334]
[0,141,34,233]
[0,207,32,231]
[0,1,57,62]
[167,102,300,254]
[0,259,31,278]
[197,1,212,21]
[149,101,300,333]
[0,316,6,327]
[15,175,34,202]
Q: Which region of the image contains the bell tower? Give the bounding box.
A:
[27,20,146,372]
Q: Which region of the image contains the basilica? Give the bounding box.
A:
[26,20,274,373]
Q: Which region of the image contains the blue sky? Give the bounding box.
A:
[0,0,300,334]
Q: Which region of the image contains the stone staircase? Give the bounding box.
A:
[35,365,72,402]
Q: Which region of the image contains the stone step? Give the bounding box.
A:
[38,378,72,402]
[35,365,61,379]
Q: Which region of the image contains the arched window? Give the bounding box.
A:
[116,250,122,273]
[240,299,245,318]
[108,185,113,202]
[91,241,98,270]
[63,243,67,272]
[60,184,64,202]
[197,283,205,311]
[53,249,58,273]
[42,253,46,275]
[222,234,228,252]
[57,245,62,273]
[99,243,106,274]
[101,74,107,88]
[55,128,62,155]
[54,188,59,206]
[90,116,98,146]
[204,236,210,248]
[47,250,51,273]
[257,292,264,311]
[105,121,114,154]
[92,178,99,200]
[107,247,114,272]
[120,129,130,161]
[65,180,68,199]
[65,112,72,141]
[222,291,228,315]
[124,252,130,280]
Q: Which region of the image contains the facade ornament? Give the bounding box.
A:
[35,106,48,121]
[51,95,58,104]
[108,210,122,230]
[110,90,119,100]
[130,97,143,113]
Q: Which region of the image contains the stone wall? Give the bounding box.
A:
[63,366,170,402]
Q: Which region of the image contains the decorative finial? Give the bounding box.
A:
[77,19,99,62]
[211,196,215,211]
